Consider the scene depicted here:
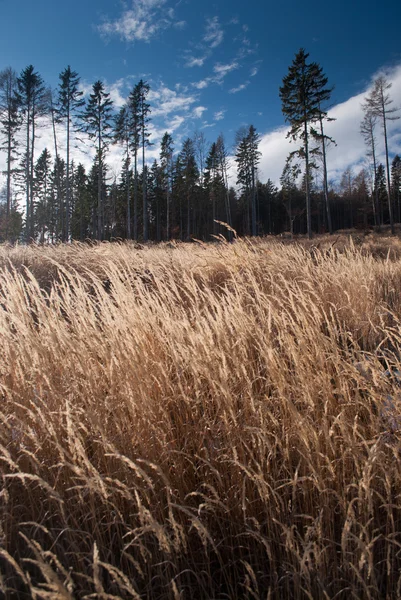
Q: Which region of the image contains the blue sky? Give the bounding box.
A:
[2,0,401,184]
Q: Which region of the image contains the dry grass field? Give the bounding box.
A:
[1,231,401,599]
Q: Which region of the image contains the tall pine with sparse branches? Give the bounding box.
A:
[17,65,49,241]
[114,106,132,239]
[57,66,84,241]
[0,68,21,240]
[279,49,332,238]
[81,80,113,240]
[137,80,151,241]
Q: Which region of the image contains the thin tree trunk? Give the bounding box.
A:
[98,126,102,241]
[187,191,190,240]
[304,119,312,239]
[382,107,395,234]
[66,102,70,241]
[134,150,138,241]
[251,164,257,236]
[126,140,131,239]
[319,116,332,234]
[51,99,61,242]
[30,106,36,240]
[25,105,30,241]
[166,185,170,241]
[6,123,12,240]
[369,126,379,228]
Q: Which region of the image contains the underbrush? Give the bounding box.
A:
[1,235,401,599]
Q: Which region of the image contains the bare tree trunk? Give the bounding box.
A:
[370,133,379,228]
[319,116,332,234]
[51,99,61,243]
[98,135,102,241]
[166,185,170,241]
[25,105,30,241]
[30,106,36,240]
[304,119,312,239]
[382,107,395,234]
[6,126,12,240]
[251,164,257,236]
[134,151,138,240]
[126,138,131,239]
[66,104,70,241]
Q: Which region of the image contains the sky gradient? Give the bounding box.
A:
[2,0,401,185]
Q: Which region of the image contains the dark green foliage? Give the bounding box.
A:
[33,148,52,241]
[17,65,49,240]
[235,125,261,236]
[391,155,401,223]
[81,80,113,240]
[279,49,332,238]
[160,132,174,240]
[57,66,84,240]
[0,68,21,239]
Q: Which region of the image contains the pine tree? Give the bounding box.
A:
[81,81,113,240]
[311,100,336,234]
[279,49,332,238]
[340,167,354,228]
[235,128,252,235]
[280,160,301,237]
[17,65,49,240]
[362,76,400,234]
[57,66,84,241]
[114,106,132,238]
[353,168,371,228]
[127,84,141,240]
[215,135,232,236]
[391,155,401,224]
[178,138,199,240]
[137,80,151,241]
[149,160,164,241]
[33,148,51,242]
[0,68,21,240]
[205,142,219,234]
[258,179,278,235]
[160,132,174,240]
[235,125,261,236]
[375,164,388,225]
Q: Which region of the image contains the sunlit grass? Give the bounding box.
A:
[1,232,401,598]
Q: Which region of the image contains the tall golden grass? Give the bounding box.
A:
[1,232,401,599]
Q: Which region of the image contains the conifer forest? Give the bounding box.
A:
[0,50,400,244]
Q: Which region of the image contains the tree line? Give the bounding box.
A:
[0,50,400,243]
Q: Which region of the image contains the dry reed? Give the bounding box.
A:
[0,233,401,599]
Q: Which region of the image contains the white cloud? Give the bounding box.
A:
[204,16,224,48]
[229,81,249,94]
[214,110,226,121]
[250,66,259,77]
[193,106,207,118]
[167,115,186,132]
[201,121,215,129]
[192,78,211,90]
[107,79,128,109]
[185,55,208,68]
[258,63,401,186]
[149,84,197,116]
[213,61,239,80]
[97,0,174,43]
